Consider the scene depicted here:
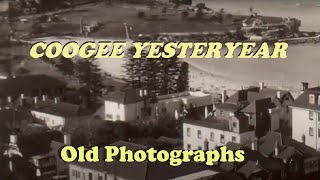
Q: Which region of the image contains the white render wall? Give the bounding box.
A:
[183,123,254,150]
[31,110,65,129]
[291,107,320,151]
[104,101,144,121]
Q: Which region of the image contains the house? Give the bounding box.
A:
[104,89,146,121]
[152,91,214,120]
[183,111,255,150]
[26,96,79,130]
[29,134,70,180]
[69,141,220,180]
[290,83,320,151]
[0,75,66,106]
[220,83,293,137]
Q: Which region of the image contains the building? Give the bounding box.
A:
[152,91,214,120]
[27,96,79,130]
[29,134,70,180]
[104,89,146,121]
[221,83,293,137]
[0,75,66,106]
[290,83,320,151]
[183,111,255,150]
[69,141,219,180]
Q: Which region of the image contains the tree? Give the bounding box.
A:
[75,58,105,104]
[122,46,144,89]
[177,62,189,92]
[158,54,180,95]
[56,56,74,76]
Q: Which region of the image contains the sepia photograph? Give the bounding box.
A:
[0,0,320,179]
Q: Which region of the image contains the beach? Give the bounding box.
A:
[19,0,320,95]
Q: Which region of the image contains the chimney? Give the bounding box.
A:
[259,82,264,90]
[7,96,12,103]
[221,89,226,103]
[42,95,47,101]
[301,82,309,92]
[277,91,281,99]
[54,97,60,104]
[251,137,258,151]
[10,134,18,144]
[175,109,179,120]
[34,97,38,104]
[274,141,279,156]
[204,105,208,119]
[64,134,71,145]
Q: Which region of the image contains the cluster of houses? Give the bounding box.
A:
[1,74,320,180]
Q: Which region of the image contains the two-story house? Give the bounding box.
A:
[183,111,255,150]
[290,84,320,151]
[104,89,146,121]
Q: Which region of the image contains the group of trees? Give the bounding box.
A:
[122,47,189,99]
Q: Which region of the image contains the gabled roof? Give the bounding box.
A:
[0,75,65,97]
[259,132,283,157]
[290,87,320,111]
[237,160,264,179]
[26,97,79,117]
[104,89,144,104]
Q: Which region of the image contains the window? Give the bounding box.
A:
[88,172,93,180]
[318,112,320,121]
[309,111,314,120]
[309,94,315,104]
[232,136,236,142]
[106,114,113,120]
[162,107,167,113]
[210,132,214,142]
[197,130,202,139]
[116,115,120,120]
[309,127,314,136]
[187,144,191,149]
[118,103,120,109]
[98,175,103,180]
[220,134,225,144]
[318,96,320,105]
[220,110,224,116]
[233,122,237,128]
[187,128,191,137]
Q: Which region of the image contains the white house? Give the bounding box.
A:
[152,91,214,120]
[29,96,79,130]
[183,112,255,150]
[104,89,146,121]
[290,83,320,151]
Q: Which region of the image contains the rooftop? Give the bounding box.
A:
[104,89,144,104]
[290,87,320,111]
[25,97,79,117]
[0,75,65,97]
[156,91,211,102]
[184,112,249,133]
